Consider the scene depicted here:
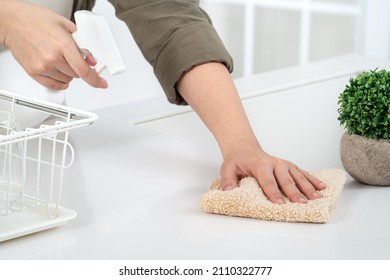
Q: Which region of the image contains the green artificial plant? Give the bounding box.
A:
[337,69,390,141]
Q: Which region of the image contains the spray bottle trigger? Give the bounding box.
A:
[72,10,126,77]
[94,62,106,75]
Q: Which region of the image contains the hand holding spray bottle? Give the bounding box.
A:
[0,10,125,128]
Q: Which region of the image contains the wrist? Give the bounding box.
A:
[219,134,263,160]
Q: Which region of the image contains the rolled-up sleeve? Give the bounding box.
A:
[108,0,233,105]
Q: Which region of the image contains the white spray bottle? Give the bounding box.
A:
[72,10,126,76]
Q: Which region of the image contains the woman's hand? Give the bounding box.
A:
[0,0,107,90]
[220,144,326,204]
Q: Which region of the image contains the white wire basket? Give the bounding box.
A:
[0,89,97,242]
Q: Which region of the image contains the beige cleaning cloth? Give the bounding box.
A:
[200,168,346,223]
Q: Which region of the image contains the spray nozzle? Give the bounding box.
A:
[72,10,126,76]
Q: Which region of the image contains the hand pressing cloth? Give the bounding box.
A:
[200,168,346,223]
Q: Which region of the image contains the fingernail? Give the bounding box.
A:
[319,181,327,189]
[101,79,108,88]
[312,191,322,199]
[222,185,236,191]
[90,55,97,65]
[298,197,308,204]
[275,198,285,205]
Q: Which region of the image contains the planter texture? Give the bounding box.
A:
[340,132,390,186]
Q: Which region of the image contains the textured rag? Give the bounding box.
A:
[200,168,346,223]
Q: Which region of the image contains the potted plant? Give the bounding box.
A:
[337,68,390,185]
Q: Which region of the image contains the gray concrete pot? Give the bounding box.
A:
[340,132,390,186]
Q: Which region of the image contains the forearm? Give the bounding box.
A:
[177,62,262,158]
[0,0,17,46]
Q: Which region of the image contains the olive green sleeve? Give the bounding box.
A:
[107,0,233,105]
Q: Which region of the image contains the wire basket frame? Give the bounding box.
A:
[0,89,97,218]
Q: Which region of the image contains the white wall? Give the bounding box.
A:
[360,0,390,59]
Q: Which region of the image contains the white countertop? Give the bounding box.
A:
[1,54,390,259]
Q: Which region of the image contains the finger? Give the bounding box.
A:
[85,54,97,66]
[220,163,239,191]
[55,60,79,79]
[253,167,285,205]
[290,167,322,200]
[57,53,96,78]
[297,167,327,190]
[64,19,77,34]
[63,44,108,88]
[274,166,309,203]
[34,74,70,90]
[70,57,107,88]
[26,51,77,82]
[50,68,74,84]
